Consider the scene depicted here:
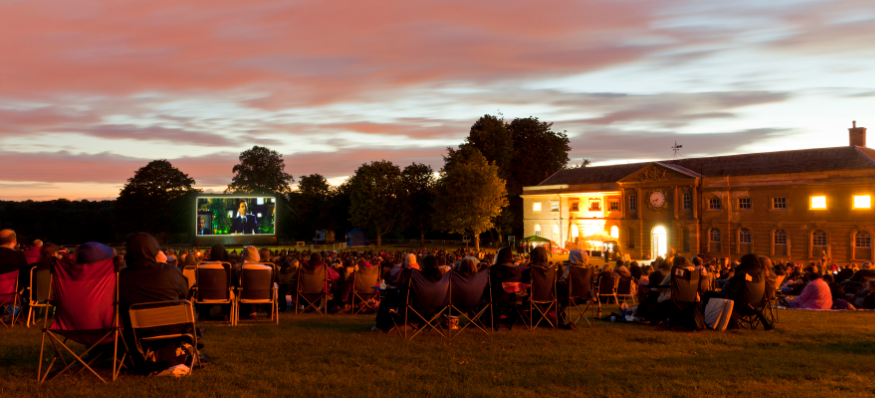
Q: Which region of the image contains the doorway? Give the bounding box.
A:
[651,226,667,259]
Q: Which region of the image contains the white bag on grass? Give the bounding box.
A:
[704,298,734,331]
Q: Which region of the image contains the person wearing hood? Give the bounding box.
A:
[118,233,193,373]
[490,246,525,328]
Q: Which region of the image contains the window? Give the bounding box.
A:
[571,225,579,239]
[629,195,637,211]
[589,200,601,211]
[683,193,691,210]
[810,196,826,210]
[534,224,541,236]
[609,201,619,211]
[627,227,635,248]
[533,202,542,212]
[773,197,787,209]
[813,230,828,246]
[551,201,560,212]
[553,225,560,238]
[610,226,619,239]
[738,198,751,210]
[710,228,721,243]
[854,195,871,209]
[709,198,721,210]
[570,201,579,212]
[740,228,751,244]
[856,231,871,249]
[774,229,787,245]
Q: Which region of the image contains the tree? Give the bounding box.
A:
[115,160,200,239]
[226,146,294,194]
[565,158,592,169]
[400,163,436,247]
[433,149,508,251]
[347,160,403,247]
[289,174,332,238]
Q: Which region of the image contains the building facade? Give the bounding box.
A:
[522,124,875,264]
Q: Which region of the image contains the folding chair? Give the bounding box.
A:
[128,300,201,370]
[566,266,596,327]
[296,264,328,315]
[235,263,278,325]
[528,265,557,329]
[182,266,197,294]
[736,273,767,330]
[0,270,20,328]
[596,273,619,305]
[448,269,492,337]
[404,270,450,340]
[667,268,701,330]
[495,280,529,330]
[37,250,129,383]
[350,265,380,314]
[26,265,52,327]
[193,261,235,326]
[766,274,785,325]
[616,275,637,305]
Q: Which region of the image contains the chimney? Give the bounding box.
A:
[849,120,866,147]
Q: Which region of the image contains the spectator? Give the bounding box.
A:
[23,239,42,265]
[457,258,478,277]
[787,272,832,310]
[0,230,28,324]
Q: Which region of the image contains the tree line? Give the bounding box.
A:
[0,115,570,248]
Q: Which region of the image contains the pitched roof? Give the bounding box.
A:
[538,146,875,186]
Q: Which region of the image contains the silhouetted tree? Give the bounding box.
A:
[115,160,200,239]
[401,163,436,247]
[347,161,403,247]
[226,146,294,195]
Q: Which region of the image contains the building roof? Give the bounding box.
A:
[538,146,875,187]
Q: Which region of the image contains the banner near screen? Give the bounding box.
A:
[196,196,276,235]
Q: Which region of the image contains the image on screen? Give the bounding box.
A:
[196,196,276,235]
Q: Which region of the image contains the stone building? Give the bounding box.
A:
[521,123,875,264]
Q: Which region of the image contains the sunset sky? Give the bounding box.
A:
[1,0,873,201]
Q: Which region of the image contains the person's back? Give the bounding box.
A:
[789,273,832,310]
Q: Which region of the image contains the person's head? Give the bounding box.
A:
[863,262,872,270]
[309,252,323,266]
[237,200,248,216]
[691,257,703,268]
[209,243,228,262]
[422,254,439,276]
[32,239,43,247]
[630,262,642,279]
[616,260,625,268]
[198,216,205,230]
[244,245,260,263]
[568,249,587,266]
[495,247,514,266]
[458,258,478,276]
[672,255,688,268]
[738,253,762,271]
[259,248,271,262]
[125,233,160,268]
[0,229,16,248]
[530,246,548,266]
[404,253,419,269]
[40,243,60,259]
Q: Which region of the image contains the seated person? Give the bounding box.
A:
[787,272,832,310]
[119,233,195,374]
[822,274,846,303]
[490,247,525,327]
[0,229,28,324]
[457,258,479,277]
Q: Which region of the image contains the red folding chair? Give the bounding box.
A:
[0,270,20,328]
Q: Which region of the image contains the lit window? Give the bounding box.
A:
[610,226,619,239]
[810,196,826,210]
[533,202,542,212]
[740,228,751,244]
[773,197,787,210]
[609,201,619,211]
[534,224,541,236]
[571,225,579,238]
[738,198,751,210]
[813,230,827,246]
[774,229,787,245]
[854,196,871,209]
[553,225,560,238]
[683,193,691,210]
[570,201,579,212]
[709,198,721,210]
[551,202,559,212]
[856,231,871,249]
[629,195,637,211]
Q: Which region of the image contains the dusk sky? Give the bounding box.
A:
[1,0,872,201]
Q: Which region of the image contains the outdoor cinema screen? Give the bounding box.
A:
[196,196,276,236]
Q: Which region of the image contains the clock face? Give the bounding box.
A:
[649,191,666,208]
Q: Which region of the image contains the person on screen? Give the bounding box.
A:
[229,200,259,234]
[198,216,212,235]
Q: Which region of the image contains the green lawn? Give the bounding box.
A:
[3,307,875,397]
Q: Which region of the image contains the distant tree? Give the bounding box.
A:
[347,160,403,247]
[226,146,294,195]
[565,158,592,169]
[115,160,200,238]
[290,174,332,238]
[433,148,508,251]
[401,163,436,247]
[460,114,513,177]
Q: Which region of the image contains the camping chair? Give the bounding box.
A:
[667,268,701,330]
[37,252,129,383]
[235,263,278,325]
[404,270,450,340]
[597,273,619,306]
[182,266,197,295]
[736,273,767,330]
[528,265,558,329]
[350,265,380,314]
[26,265,53,327]
[616,275,637,305]
[296,264,328,315]
[766,274,785,324]
[495,279,529,330]
[448,269,492,337]
[0,270,20,328]
[128,300,201,371]
[193,261,235,326]
[566,266,596,327]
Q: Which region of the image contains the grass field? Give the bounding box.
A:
[3,306,875,398]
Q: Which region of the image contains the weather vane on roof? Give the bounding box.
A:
[671,141,683,160]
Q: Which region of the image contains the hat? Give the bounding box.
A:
[244,245,260,263]
[405,253,418,267]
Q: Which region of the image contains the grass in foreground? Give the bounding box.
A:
[2,307,875,398]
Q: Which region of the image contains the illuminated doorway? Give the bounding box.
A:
[651,226,667,259]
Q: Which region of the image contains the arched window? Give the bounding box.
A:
[571,225,579,239]
[710,228,721,243]
[534,224,541,237]
[813,230,828,247]
[774,229,788,256]
[610,226,619,239]
[553,225,560,240]
[710,228,722,253]
[856,231,872,260]
[740,229,751,244]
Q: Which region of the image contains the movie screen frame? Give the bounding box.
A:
[195,195,277,236]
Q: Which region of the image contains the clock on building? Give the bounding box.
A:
[649,190,667,210]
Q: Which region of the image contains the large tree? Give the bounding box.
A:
[401,162,436,247]
[289,174,332,238]
[506,117,570,194]
[115,160,200,239]
[433,148,508,251]
[226,146,294,194]
[347,160,403,247]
